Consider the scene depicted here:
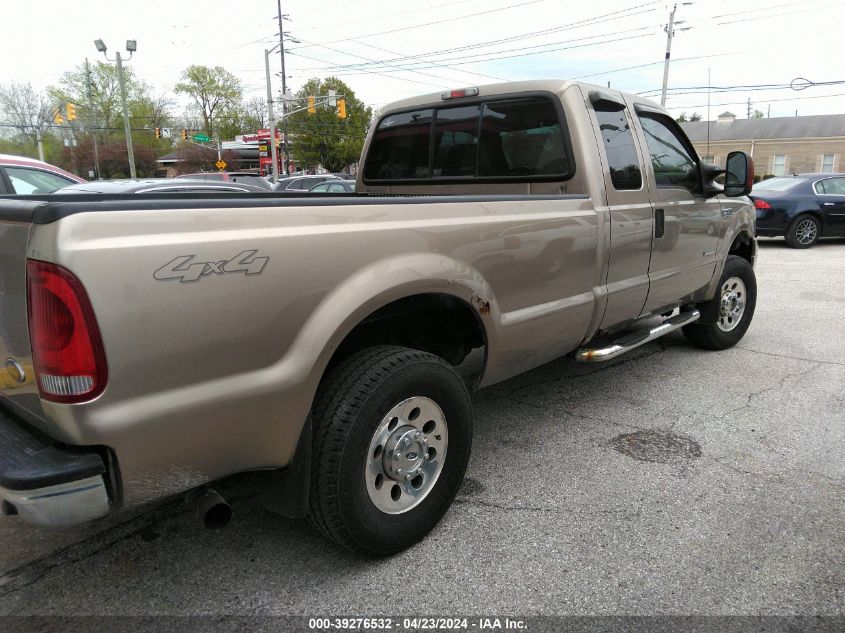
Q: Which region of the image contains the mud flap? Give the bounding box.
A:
[259,417,311,519]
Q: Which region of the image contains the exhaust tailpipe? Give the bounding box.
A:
[185,486,231,530]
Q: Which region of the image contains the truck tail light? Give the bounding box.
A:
[26,260,108,403]
[754,199,772,209]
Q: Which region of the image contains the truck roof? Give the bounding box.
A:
[377,79,665,116]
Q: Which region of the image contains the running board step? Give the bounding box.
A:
[576,309,700,362]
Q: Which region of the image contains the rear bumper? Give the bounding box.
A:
[0,405,110,526]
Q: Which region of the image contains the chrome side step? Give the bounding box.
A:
[576,309,700,362]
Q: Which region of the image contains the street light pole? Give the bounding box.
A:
[264,47,280,183]
[95,39,137,178]
[114,52,136,179]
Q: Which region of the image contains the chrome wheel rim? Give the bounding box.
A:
[795,218,818,245]
[365,396,448,514]
[718,276,747,332]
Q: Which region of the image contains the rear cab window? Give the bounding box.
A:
[363,94,573,184]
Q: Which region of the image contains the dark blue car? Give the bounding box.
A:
[751,174,845,248]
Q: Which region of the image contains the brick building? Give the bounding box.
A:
[680,113,845,177]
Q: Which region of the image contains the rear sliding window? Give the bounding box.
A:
[363,96,572,183]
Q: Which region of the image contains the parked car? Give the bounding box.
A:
[308,179,356,193]
[0,154,84,194]
[751,173,845,248]
[273,174,340,192]
[176,172,272,190]
[58,179,272,194]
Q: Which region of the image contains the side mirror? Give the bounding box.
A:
[724,151,754,197]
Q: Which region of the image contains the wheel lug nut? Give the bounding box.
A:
[405,474,412,480]
[394,451,401,459]
[397,468,403,474]
[414,432,421,439]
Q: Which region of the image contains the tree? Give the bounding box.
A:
[174,65,243,139]
[287,77,371,173]
[0,82,54,154]
[242,96,267,131]
[675,112,688,123]
[690,112,702,121]
[752,109,765,119]
[50,61,148,131]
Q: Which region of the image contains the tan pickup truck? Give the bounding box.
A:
[0,80,757,554]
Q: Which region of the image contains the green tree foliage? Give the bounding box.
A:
[675,112,689,123]
[286,77,371,172]
[689,112,702,121]
[174,65,243,139]
[46,61,173,176]
[752,109,765,119]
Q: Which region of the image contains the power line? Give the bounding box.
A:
[292,29,658,78]
[665,91,845,111]
[289,0,547,51]
[294,3,660,73]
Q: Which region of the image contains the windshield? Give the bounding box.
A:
[752,177,808,192]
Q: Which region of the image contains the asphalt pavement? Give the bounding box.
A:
[1,238,843,621]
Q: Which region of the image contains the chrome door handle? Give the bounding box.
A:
[823,202,835,206]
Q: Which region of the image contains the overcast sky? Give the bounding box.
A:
[2,0,843,122]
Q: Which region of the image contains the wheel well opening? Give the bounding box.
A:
[329,294,487,375]
[729,231,754,264]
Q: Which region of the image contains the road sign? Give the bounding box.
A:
[162,128,172,139]
[215,159,227,171]
[194,133,210,142]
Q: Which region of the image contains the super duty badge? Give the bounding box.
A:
[154,250,269,283]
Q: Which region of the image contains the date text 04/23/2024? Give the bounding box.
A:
[307,618,528,630]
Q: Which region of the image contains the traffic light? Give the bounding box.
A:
[66,102,77,121]
[307,95,316,114]
[181,129,188,141]
[53,108,64,125]
[336,98,347,119]
[155,127,162,139]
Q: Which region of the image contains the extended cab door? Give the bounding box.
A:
[584,90,654,328]
[629,104,721,315]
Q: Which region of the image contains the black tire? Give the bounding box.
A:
[785,214,821,249]
[683,255,757,350]
[308,345,472,555]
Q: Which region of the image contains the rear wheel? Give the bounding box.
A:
[308,346,472,555]
[785,214,820,248]
[683,255,757,350]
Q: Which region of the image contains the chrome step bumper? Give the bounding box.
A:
[0,405,110,526]
[576,310,700,362]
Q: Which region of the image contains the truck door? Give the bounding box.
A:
[586,91,654,328]
[630,105,721,315]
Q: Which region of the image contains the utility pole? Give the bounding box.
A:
[265,47,279,183]
[660,5,677,107]
[747,97,752,118]
[277,0,290,175]
[35,129,45,162]
[660,3,691,107]
[84,58,101,179]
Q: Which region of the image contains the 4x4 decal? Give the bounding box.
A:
[154,250,269,283]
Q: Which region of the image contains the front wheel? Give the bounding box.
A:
[308,346,472,555]
[683,255,757,350]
